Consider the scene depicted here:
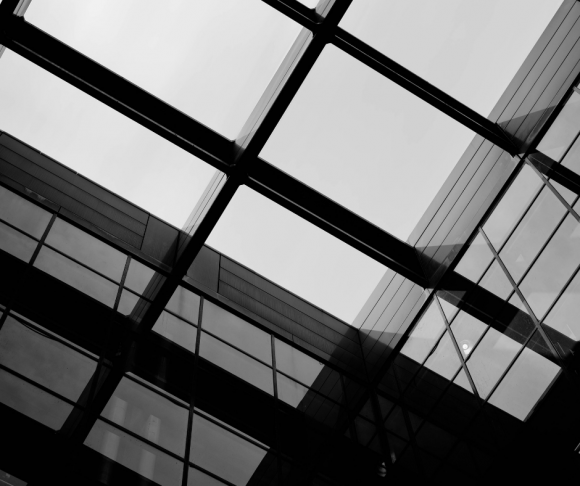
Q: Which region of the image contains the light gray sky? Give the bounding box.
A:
[0,0,562,324]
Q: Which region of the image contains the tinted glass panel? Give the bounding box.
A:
[117,289,141,316]
[153,311,197,354]
[544,270,580,340]
[85,419,183,486]
[454,233,493,283]
[34,246,118,307]
[125,259,156,295]
[166,287,200,324]
[200,332,273,395]
[188,467,226,486]
[0,369,73,430]
[478,260,513,300]
[275,339,324,388]
[102,377,188,456]
[450,312,487,358]
[560,129,580,176]
[277,372,311,408]
[400,302,446,364]
[0,221,37,262]
[203,301,271,364]
[537,91,580,161]
[190,413,268,486]
[0,316,97,401]
[45,218,126,281]
[0,186,51,238]
[424,331,461,380]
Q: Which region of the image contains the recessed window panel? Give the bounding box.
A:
[45,218,126,281]
[202,301,271,365]
[261,45,475,240]
[0,51,215,227]
[207,187,384,324]
[34,246,118,307]
[340,0,563,116]
[0,185,51,238]
[153,311,197,355]
[400,302,446,364]
[27,0,302,139]
[125,259,156,295]
[85,419,183,486]
[0,221,37,262]
[424,331,461,380]
[190,413,268,486]
[0,316,97,402]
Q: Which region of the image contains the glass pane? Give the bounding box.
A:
[0,221,37,262]
[0,185,51,238]
[27,0,301,139]
[437,295,459,323]
[0,469,26,486]
[0,368,73,429]
[117,289,141,316]
[34,246,118,307]
[260,44,475,240]
[453,369,473,393]
[454,233,494,283]
[277,372,322,409]
[560,129,580,175]
[424,331,462,380]
[466,328,522,398]
[400,301,446,364]
[488,337,560,420]
[550,180,577,205]
[85,419,183,486]
[450,312,487,358]
[200,332,273,395]
[0,51,215,227]
[340,0,563,116]
[188,467,226,486]
[496,294,537,345]
[166,287,200,325]
[0,316,97,401]
[153,311,197,355]
[499,187,566,283]
[45,218,126,281]
[537,91,580,161]
[384,406,409,440]
[203,301,271,364]
[519,214,580,319]
[275,339,324,388]
[483,165,542,250]
[190,413,268,486]
[478,261,513,300]
[102,377,189,456]
[125,259,156,295]
[544,270,580,340]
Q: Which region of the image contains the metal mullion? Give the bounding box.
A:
[123,373,189,410]
[0,216,41,242]
[187,462,235,486]
[200,328,272,368]
[260,0,319,30]
[113,257,131,312]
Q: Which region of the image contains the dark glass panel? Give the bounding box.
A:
[483,164,542,250]
[354,416,375,446]
[488,333,561,420]
[0,221,37,262]
[384,406,409,440]
[45,218,126,281]
[0,368,73,429]
[85,419,183,486]
[277,372,312,408]
[190,413,268,486]
[543,269,580,341]
[537,91,580,161]
[415,421,457,459]
[102,377,188,456]
[400,301,446,364]
[387,433,408,462]
[0,185,52,239]
[499,187,566,283]
[560,128,580,176]
[478,260,513,300]
[424,331,462,380]
[0,315,97,401]
[153,311,197,354]
[274,339,324,388]
[200,332,273,395]
[519,214,580,319]
[450,312,487,359]
[0,469,26,486]
[454,233,493,283]
[496,294,537,345]
[466,328,522,398]
[34,246,118,307]
[125,259,156,295]
[187,467,226,486]
[166,287,200,325]
[203,301,271,365]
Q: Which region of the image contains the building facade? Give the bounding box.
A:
[1,0,580,485]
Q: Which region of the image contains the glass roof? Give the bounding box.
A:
[0,50,216,227]
[340,0,564,117]
[261,44,474,241]
[206,187,385,323]
[26,0,302,139]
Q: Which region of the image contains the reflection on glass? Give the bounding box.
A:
[0,185,52,239]
[34,246,118,307]
[125,259,156,295]
[488,338,560,420]
[483,165,542,250]
[166,287,200,324]
[85,419,183,486]
[188,467,226,486]
[537,91,580,161]
[0,221,37,262]
[45,218,126,281]
[478,260,513,300]
[466,328,522,398]
[102,377,188,456]
[400,302,446,364]
[544,270,580,340]
[499,187,565,283]
[275,339,324,388]
[190,413,268,486]
[519,214,580,319]
[0,316,97,401]
[0,368,73,429]
[200,332,273,395]
[454,233,494,283]
[424,332,461,380]
[203,301,271,364]
[153,311,197,354]
[450,312,487,358]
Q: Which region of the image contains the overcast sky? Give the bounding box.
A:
[0,0,563,324]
